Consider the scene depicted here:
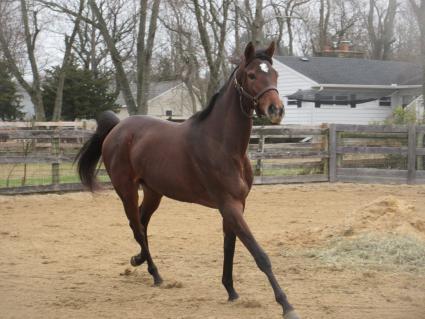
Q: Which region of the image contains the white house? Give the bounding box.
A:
[273,56,423,125]
[15,79,200,121]
[116,80,200,120]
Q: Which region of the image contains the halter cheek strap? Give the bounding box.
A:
[234,77,279,118]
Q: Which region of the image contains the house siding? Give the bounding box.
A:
[283,99,396,125]
[118,84,200,120]
[273,58,398,125]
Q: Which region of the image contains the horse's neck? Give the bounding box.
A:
[203,84,252,156]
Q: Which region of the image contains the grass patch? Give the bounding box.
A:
[0,163,109,188]
[303,233,425,273]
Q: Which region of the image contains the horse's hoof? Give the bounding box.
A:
[283,310,300,319]
[228,291,239,301]
[153,277,163,286]
[130,254,145,267]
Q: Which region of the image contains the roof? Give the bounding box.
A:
[116,80,182,106]
[274,56,423,86]
[144,80,182,100]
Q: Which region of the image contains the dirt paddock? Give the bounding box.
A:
[1,183,425,319]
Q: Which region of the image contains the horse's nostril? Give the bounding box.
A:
[268,104,277,114]
[279,107,284,116]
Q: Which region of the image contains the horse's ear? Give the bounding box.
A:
[265,41,276,58]
[244,41,255,63]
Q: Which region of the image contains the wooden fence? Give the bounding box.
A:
[0,127,106,195]
[0,124,424,194]
[329,124,425,184]
[249,125,329,184]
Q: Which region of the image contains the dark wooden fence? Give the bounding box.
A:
[329,124,425,184]
[0,127,109,195]
[1,124,424,194]
[249,125,329,184]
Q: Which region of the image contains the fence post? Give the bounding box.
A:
[329,124,337,182]
[255,132,265,176]
[407,125,416,184]
[417,129,424,171]
[321,124,329,179]
[51,136,60,185]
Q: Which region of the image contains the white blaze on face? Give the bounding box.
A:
[259,62,269,73]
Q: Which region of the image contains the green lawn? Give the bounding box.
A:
[0,163,109,188]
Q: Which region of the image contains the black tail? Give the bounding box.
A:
[75,111,120,191]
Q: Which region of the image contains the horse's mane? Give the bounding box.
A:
[190,67,238,122]
[190,51,273,122]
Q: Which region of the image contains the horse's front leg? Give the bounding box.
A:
[219,200,300,319]
[222,221,239,301]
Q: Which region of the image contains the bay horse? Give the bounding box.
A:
[76,41,300,319]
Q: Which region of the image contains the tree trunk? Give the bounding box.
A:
[52,0,84,121]
[382,0,397,60]
[368,0,398,60]
[192,0,229,101]
[318,0,331,53]
[252,0,264,46]
[136,0,161,115]
[408,0,425,113]
[20,0,45,120]
[88,0,137,115]
[234,2,241,56]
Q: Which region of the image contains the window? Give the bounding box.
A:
[379,96,391,107]
[335,96,348,105]
[287,99,302,108]
[315,95,352,108]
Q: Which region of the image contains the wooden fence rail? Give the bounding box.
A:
[1,123,425,194]
[329,124,425,184]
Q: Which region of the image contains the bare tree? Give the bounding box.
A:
[52,0,84,120]
[41,0,161,115]
[271,0,311,56]
[192,0,230,100]
[135,0,161,115]
[367,0,398,60]
[317,0,331,53]
[409,0,425,106]
[161,0,204,110]
[0,0,46,120]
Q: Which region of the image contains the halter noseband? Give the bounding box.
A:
[233,71,279,118]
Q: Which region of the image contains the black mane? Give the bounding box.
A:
[190,52,273,122]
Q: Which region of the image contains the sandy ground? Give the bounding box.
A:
[1,183,425,319]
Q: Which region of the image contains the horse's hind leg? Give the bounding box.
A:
[114,179,163,285]
[130,185,162,267]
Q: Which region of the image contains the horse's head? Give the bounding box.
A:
[235,41,284,124]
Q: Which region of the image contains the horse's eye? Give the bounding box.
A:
[248,73,256,80]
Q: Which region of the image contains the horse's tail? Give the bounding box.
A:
[75,111,120,191]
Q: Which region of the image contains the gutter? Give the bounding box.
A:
[312,84,422,90]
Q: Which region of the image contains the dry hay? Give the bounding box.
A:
[299,195,425,243]
[304,233,425,273]
[342,196,425,240]
[290,196,425,273]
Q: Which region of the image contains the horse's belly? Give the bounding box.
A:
[136,150,215,207]
[142,171,215,208]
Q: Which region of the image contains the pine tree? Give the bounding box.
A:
[42,63,119,120]
[0,61,24,121]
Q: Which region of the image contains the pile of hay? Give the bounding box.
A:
[294,196,425,272]
[306,233,425,273]
[319,196,425,241]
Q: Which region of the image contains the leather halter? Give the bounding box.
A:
[233,73,279,118]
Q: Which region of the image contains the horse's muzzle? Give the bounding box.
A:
[267,103,285,124]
